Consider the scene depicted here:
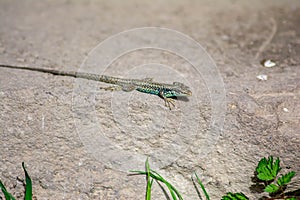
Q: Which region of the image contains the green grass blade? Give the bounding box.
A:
[194,173,210,200]
[22,162,32,200]
[0,180,16,200]
[146,158,152,200]
[130,169,183,200]
[151,170,183,200]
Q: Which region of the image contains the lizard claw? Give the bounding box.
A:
[164,98,175,110]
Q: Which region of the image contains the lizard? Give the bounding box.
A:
[0,64,192,109]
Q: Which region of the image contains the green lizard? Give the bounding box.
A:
[0,64,192,109]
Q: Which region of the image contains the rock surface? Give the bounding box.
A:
[0,0,299,199]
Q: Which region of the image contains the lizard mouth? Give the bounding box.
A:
[186,91,192,96]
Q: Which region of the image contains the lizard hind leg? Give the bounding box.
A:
[121,84,136,92]
[100,84,136,92]
[99,85,122,91]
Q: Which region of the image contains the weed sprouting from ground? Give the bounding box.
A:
[130,156,299,200]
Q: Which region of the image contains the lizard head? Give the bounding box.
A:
[174,86,192,97]
[164,82,192,97]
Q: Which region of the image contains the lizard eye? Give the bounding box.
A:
[173,82,184,86]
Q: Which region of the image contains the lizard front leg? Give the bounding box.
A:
[159,90,175,110]
[164,97,175,110]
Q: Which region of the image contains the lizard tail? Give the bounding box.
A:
[0,64,120,84]
[0,64,78,77]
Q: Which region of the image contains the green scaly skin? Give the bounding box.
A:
[0,64,192,109]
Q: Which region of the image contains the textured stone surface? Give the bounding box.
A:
[0,0,299,199]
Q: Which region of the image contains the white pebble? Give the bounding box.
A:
[256,74,268,81]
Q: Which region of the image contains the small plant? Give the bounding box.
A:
[254,156,297,199]
[131,156,299,200]
[256,156,281,182]
[0,162,32,200]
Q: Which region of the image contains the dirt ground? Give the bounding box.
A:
[0,0,299,199]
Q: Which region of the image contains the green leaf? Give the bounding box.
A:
[22,162,32,200]
[194,173,210,200]
[264,183,279,193]
[221,192,249,200]
[277,171,295,186]
[256,156,281,181]
[0,180,16,200]
[145,158,152,200]
[130,167,183,200]
[150,170,182,200]
[285,198,296,200]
